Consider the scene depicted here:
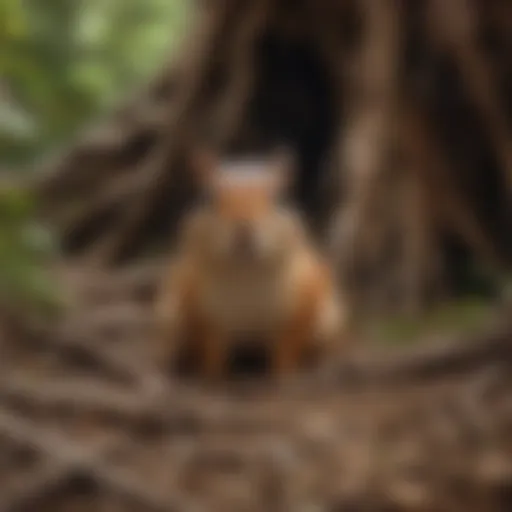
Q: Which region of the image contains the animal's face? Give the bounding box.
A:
[192,151,294,263]
[212,173,284,261]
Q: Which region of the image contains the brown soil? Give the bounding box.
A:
[1,263,511,512]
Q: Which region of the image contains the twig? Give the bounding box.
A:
[429,0,512,191]
[337,326,512,387]
[1,463,75,512]
[12,321,150,386]
[0,411,179,512]
[61,262,162,303]
[86,2,232,264]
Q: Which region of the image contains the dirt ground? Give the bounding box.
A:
[1,262,511,512]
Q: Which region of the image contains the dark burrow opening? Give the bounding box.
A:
[233,32,338,233]
[117,31,339,261]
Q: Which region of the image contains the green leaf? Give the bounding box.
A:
[20,222,58,257]
[0,97,36,139]
[0,187,35,220]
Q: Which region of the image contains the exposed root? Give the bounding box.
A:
[1,264,511,510]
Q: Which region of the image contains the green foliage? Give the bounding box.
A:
[0,186,63,316]
[365,298,498,345]
[0,0,189,312]
[1,0,190,167]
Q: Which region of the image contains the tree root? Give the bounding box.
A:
[0,411,180,512]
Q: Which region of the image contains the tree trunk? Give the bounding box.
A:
[34,0,512,315]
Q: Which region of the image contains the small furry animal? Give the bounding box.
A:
[154,148,345,380]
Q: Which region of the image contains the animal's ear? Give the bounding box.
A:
[190,147,218,190]
[271,146,295,194]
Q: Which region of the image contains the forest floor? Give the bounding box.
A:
[1,262,511,511]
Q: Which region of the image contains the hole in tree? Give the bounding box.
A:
[142,32,339,258]
[236,32,338,230]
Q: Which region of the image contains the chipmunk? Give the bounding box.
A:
[153,148,345,381]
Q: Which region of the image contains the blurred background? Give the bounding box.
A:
[0,0,511,510]
[1,0,510,336]
[1,0,189,168]
[1,0,189,316]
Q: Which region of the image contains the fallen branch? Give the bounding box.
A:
[335,323,512,388]
[1,463,74,512]
[12,322,152,386]
[0,375,290,437]
[60,261,162,304]
[0,411,180,512]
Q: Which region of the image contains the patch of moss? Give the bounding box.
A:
[365,297,498,346]
[0,186,65,318]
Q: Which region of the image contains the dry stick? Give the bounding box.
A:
[33,132,122,201]
[82,143,171,265]
[87,2,233,265]
[399,95,505,272]
[0,377,293,441]
[207,0,269,148]
[1,463,77,512]
[61,261,161,303]
[430,0,512,191]
[58,332,154,384]
[60,303,152,335]
[0,410,121,476]
[58,171,148,238]
[33,110,162,209]
[35,95,168,213]
[397,105,447,309]
[398,169,433,313]
[344,327,512,387]
[0,376,157,417]
[85,467,180,512]
[15,320,153,386]
[335,0,401,310]
[0,411,179,512]
[3,326,511,415]
[126,100,170,134]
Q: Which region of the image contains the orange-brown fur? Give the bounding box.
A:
[274,258,333,375]
[154,150,345,380]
